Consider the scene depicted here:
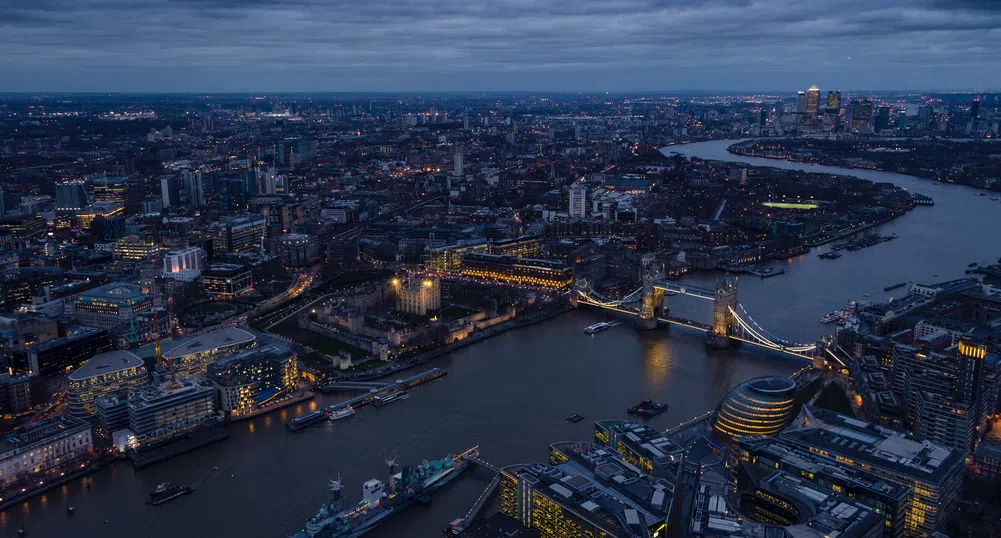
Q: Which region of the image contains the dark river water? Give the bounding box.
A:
[5,139,999,538]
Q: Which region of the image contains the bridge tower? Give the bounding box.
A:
[706,278,738,349]
[637,254,664,330]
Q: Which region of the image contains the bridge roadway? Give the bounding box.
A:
[576,297,815,363]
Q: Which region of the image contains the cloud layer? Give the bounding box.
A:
[3,0,1000,92]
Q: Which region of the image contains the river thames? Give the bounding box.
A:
[5,139,999,538]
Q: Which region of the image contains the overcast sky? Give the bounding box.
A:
[3,0,1000,93]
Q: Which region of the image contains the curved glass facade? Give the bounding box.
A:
[713,376,796,440]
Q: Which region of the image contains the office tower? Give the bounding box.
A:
[971,97,981,119]
[777,407,965,538]
[806,85,820,116]
[875,106,891,131]
[856,99,874,125]
[56,180,89,210]
[453,146,464,176]
[568,183,588,218]
[160,176,177,208]
[844,101,855,131]
[183,170,204,208]
[92,177,128,204]
[758,108,768,126]
[918,105,933,127]
[574,122,582,140]
[826,90,842,114]
[890,342,1001,457]
[796,91,807,114]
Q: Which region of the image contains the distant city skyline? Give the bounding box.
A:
[3,0,1001,93]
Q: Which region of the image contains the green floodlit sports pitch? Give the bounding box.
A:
[762,202,820,210]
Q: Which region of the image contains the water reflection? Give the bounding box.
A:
[642,339,671,388]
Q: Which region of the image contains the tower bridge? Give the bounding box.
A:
[574,258,830,363]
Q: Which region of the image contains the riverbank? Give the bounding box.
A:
[0,454,117,513]
[329,304,572,382]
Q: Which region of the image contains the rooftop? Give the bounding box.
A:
[76,283,148,301]
[69,350,144,381]
[157,327,256,359]
[29,326,105,352]
[780,406,963,484]
[2,414,90,453]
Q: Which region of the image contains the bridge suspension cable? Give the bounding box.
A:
[728,305,816,353]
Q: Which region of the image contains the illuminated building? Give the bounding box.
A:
[67,350,148,418]
[806,85,820,117]
[712,376,796,440]
[278,233,318,269]
[826,90,842,114]
[796,91,807,114]
[126,376,217,449]
[777,406,964,538]
[0,215,45,239]
[492,236,542,258]
[732,434,911,538]
[56,180,89,210]
[113,235,159,261]
[92,176,129,204]
[460,253,572,289]
[155,327,257,378]
[690,467,883,538]
[77,202,124,229]
[163,247,207,281]
[500,441,673,538]
[206,344,297,418]
[71,283,152,329]
[425,239,490,272]
[593,420,684,479]
[393,276,440,316]
[207,215,266,253]
[890,341,1001,457]
[26,326,111,376]
[199,264,253,298]
[0,414,92,488]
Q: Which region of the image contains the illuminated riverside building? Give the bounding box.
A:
[774,407,964,538]
[67,350,148,418]
[712,376,796,440]
[206,344,297,418]
[500,441,673,538]
[156,327,257,378]
[393,276,440,315]
[460,253,572,289]
[71,283,152,329]
[199,264,253,298]
[113,235,159,261]
[126,376,217,448]
[826,90,842,114]
[0,414,92,488]
[593,420,684,480]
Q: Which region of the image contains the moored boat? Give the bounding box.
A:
[372,391,409,407]
[146,483,195,506]
[329,407,356,421]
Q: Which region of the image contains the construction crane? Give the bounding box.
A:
[149,254,181,389]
